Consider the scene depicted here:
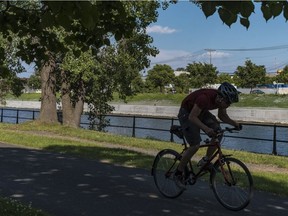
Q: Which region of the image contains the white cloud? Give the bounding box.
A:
[146,25,177,34]
[151,49,190,63]
[149,49,191,69]
[197,51,230,60]
[148,49,231,70]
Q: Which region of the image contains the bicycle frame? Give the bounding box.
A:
[182,135,231,184]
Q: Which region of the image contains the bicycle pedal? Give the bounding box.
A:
[188,178,196,185]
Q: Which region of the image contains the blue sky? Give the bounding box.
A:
[147,1,288,74]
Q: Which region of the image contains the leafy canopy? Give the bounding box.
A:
[195,1,288,29]
[234,60,266,89]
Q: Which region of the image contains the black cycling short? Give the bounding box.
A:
[177,108,221,145]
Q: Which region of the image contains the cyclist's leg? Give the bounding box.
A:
[202,112,222,158]
[177,108,201,173]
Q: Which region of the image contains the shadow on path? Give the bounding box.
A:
[0,144,287,216]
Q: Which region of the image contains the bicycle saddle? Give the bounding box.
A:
[170,125,184,139]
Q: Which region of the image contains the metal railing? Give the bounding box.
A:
[0,107,287,156]
[0,108,39,123]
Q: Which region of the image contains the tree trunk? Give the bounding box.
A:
[61,70,84,128]
[38,55,58,123]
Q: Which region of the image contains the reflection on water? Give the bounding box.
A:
[1,108,287,156]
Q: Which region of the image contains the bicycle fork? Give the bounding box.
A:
[218,157,235,186]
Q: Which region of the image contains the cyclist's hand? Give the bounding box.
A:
[235,123,243,131]
[205,128,217,137]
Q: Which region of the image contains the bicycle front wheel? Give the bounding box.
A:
[151,149,184,198]
[210,157,253,211]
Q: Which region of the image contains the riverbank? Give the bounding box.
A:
[2,100,288,124]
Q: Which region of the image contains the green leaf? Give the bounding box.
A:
[218,8,237,27]
[7,36,12,42]
[78,2,95,30]
[104,38,110,46]
[270,2,283,18]
[240,1,255,18]
[261,4,272,21]
[115,32,123,41]
[46,1,62,14]
[240,17,250,29]
[73,49,81,58]
[222,2,241,14]
[41,11,55,29]
[283,3,288,21]
[201,2,217,18]
[218,8,230,23]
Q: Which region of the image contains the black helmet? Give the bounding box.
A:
[218,82,239,103]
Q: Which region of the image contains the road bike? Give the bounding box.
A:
[151,125,253,211]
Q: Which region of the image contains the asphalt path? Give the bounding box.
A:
[0,142,287,216]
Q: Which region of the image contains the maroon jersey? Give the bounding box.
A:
[181,89,219,112]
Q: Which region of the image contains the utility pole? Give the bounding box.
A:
[205,49,216,64]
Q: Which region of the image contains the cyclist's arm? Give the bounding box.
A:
[218,108,239,127]
[189,104,216,137]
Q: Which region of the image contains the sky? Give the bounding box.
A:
[146,1,288,74]
[21,1,288,78]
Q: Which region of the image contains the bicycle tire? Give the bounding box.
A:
[210,157,253,211]
[151,149,185,198]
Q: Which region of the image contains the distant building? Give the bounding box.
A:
[174,70,189,76]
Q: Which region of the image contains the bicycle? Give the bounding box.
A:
[151,125,253,211]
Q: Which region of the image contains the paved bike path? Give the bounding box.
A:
[0,142,287,216]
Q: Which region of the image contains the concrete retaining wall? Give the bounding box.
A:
[2,100,288,124]
[111,104,288,124]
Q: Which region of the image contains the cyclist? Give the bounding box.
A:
[175,82,242,188]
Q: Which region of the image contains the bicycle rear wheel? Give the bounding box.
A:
[210,157,253,211]
[151,149,184,198]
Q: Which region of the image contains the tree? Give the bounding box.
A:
[276,65,288,83]
[58,2,160,128]
[186,62,218,88]
[146,64,175,93]
[131,75,145,94]
[0,1,160,126]
[0,32,25,104]
[217,73,233,84]
[234,60,266,90]
[27,72,41,91]
[174,73,190,93]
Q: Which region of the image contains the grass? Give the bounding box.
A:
[237,94,288,108]
[7,93,42,101]
[0,197,49,216]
